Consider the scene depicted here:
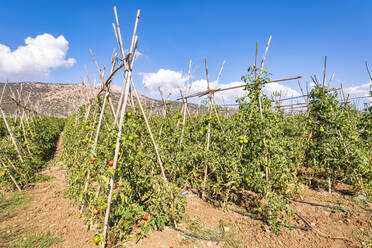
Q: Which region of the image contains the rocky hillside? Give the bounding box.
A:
[0,82,226,117]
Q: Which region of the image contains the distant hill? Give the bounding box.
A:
[0,82,230,117]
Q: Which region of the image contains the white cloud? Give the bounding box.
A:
[141,68,302,104]
[0,33,75,81]
[142,69,187,97]
[343,82,371,97]
[264,82,300,99]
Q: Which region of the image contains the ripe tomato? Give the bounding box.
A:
[109,161,114,167]
[1,172,5,177]
[93,210,99,215]
[143,213,149,220]
[91,158,97,162]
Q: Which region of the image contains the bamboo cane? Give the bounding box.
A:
[1,161,21,191]
[101,8,140,247]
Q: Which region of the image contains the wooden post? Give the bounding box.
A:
[101,7,140,248]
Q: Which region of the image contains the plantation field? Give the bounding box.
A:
[0,6,371,248]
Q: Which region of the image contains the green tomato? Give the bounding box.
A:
[132,123,137,128]
[199,131,204,136]
[122,136,126,141]
[239,136,244,140]
[239,140,244,144]
[244,139,248,144]
[334,147,339,151]
[93,235,100,244]
[128,135,134,141]
[320,127,325,132]
[134,134,139,139]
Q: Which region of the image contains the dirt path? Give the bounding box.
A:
[125,188,371,248]
[1,134,371,248]
[0,134,95,248]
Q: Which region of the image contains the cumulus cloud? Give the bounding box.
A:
[0,33,76,81]
[141,68,302,104]
[264,82,300,99]
[343,82,371,97]
[142,69,188,97]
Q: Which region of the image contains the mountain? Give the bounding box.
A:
[0,82,227,117]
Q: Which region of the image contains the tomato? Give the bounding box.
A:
[199,131,204,136]
[319,127,325,132]
[132,123,137,128]
[91,158,97,162]
[122,136,127,141]
[309,139,313,142]
[126,111,132,117]
[109,161,114,167]
[239,140,243,144]
[239,136,244,140]
[100,204,107,211]
[128,135,134,141]
[134,134,139,139]
[243,139,248,144]
[1,172,5,177]
[143,213,149,220]
[334,147,339,151]
[93,210,99,215]
[93,235,100,244]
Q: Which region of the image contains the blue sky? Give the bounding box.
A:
[0,0,371,104]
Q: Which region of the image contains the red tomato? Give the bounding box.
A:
[93,210,99,215]
[143,213,149,220]
[109,161,114,167]
[91,158,97,162]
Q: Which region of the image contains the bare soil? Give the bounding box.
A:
[1,135,371,248]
